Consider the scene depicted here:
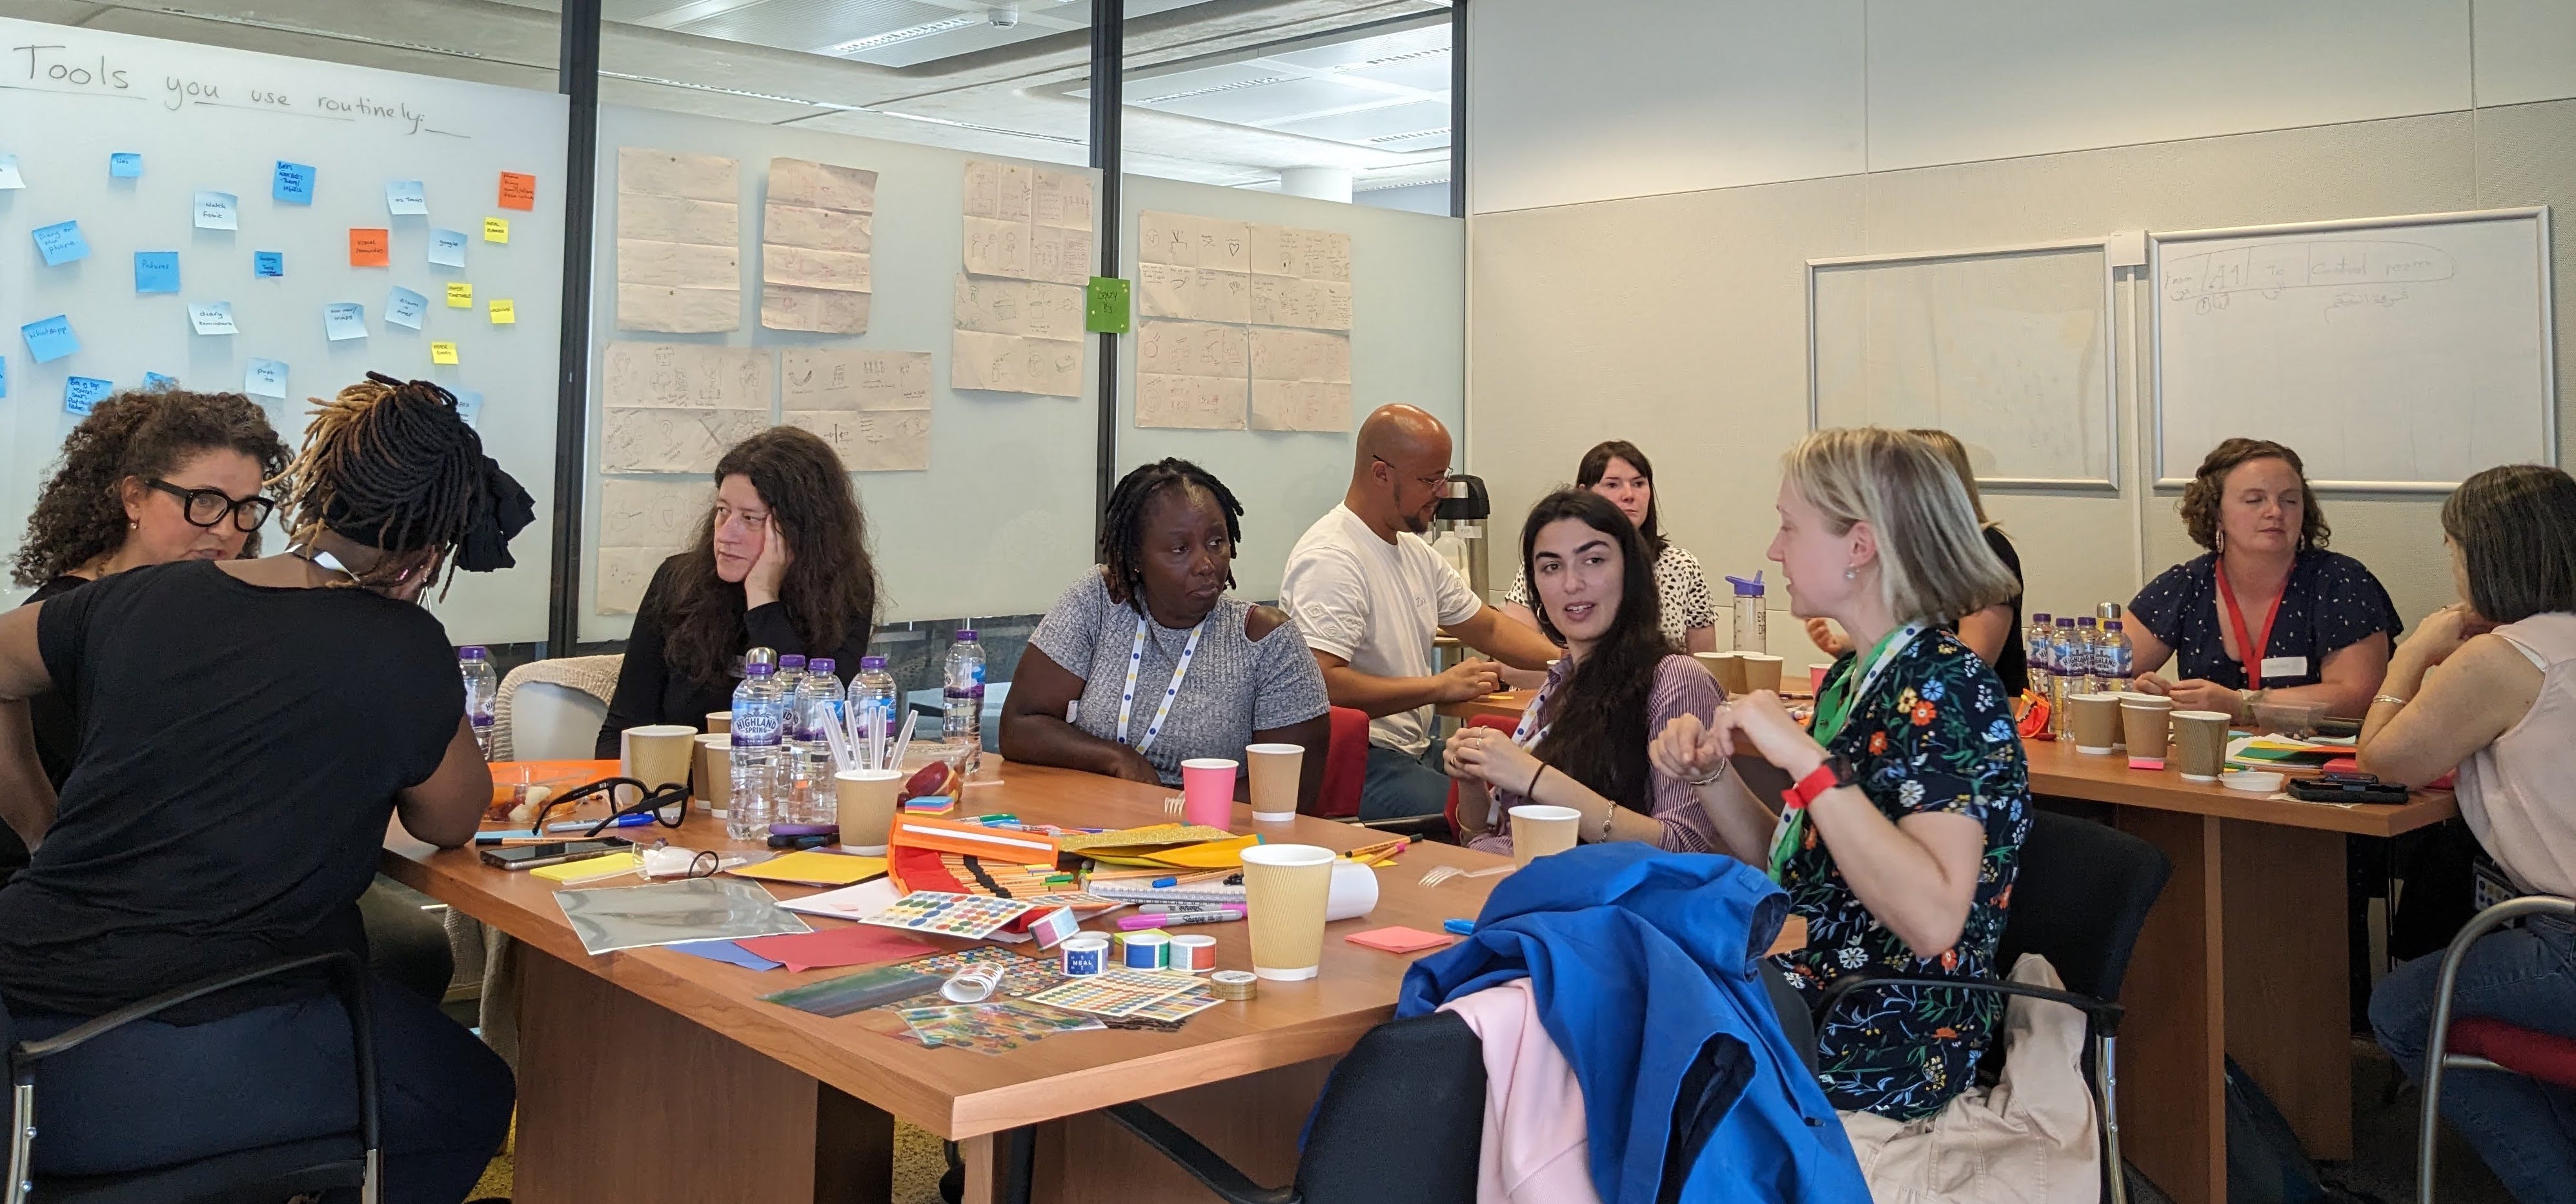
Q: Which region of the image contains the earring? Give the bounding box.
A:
[1845,566,1858,580]
[128,520,139,530]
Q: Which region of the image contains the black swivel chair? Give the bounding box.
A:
[1812,809,2171,1204]
[6,951,381,1204]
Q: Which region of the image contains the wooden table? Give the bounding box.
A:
[382,762,1513,1204]
[1432,689,2455,1204]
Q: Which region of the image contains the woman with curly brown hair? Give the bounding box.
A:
[598,425,880,755]
[2123,437,2400,722]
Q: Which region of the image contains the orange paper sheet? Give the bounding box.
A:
[1344,926,1454,954]
[349,228,390,267]
[498,172,537,210]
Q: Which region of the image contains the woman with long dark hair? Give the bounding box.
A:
[1499,440,1718,653]
[1447,488,1725,856]
[598,426,880,755]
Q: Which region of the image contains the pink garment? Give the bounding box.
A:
[2463,613,2576,897]
[1438,977,1603,1204]
[1465,655,1725,859]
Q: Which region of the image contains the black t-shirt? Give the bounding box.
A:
[2128,549,2401,689]
[1982,525,2029,695]
[0,561,460,1020]
[0,575,86,886]
[596,554,872,758]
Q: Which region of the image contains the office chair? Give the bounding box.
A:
[2415,893,2576,1203]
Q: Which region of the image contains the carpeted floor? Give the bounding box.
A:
[470,1117,953,1203]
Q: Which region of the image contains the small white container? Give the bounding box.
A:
[2222,770,2285,793]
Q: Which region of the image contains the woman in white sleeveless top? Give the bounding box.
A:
[2358,464,2576,1202]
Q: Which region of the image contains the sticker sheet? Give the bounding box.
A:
[895,1000,1103,1054]
[857,891,1036,940]
[1024,968,1200,1017]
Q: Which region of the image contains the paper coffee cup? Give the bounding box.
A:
[834,769,903,854]
[1325,859,1381,921]
[2173,710,2232,782]
[623,724,698,791]
[1241,843,1336,981]
[1740,654,1784,693]
[695,735,732,813]
[705,711,731,735]
[1245,743,1303,822]
[1510,804,1581,867]
[1181,758,1239,828]
[1696,651,1750,696]
[2121,702,2173,769]
[2067,693,2122,754]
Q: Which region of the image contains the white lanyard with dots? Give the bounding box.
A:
[1117,615,1204,755]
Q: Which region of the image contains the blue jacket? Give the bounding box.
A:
[1398,844,1868,1204]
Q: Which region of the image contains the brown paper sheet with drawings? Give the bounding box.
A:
[616,148,740,333]
[782,348,934,472]
[1132,212,1354,431]
[783,411,932,473]
[952,160,1098,396]
[598,342,773,474]
[1134,320,1249,430]
[761,158,876,334]
[953,275,1087,342]
[951,330,1084,398]
[960,159,1095,286]
[593,477,710,615]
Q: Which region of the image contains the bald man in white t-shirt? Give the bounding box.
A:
[1281,405,1559,819]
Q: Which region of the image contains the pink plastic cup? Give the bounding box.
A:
[1809,664,1831,695]
[1181,758,1239,828]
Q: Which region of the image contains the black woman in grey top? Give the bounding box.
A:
[1004,460,1333,810]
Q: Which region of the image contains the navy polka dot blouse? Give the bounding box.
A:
[2128,550,2402,688]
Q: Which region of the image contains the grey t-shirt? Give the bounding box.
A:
[1029,569,1333,786]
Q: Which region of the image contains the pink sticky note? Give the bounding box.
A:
[1344,926,1454,954]
[735,924,935,973]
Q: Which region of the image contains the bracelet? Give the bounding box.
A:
[1684,761,1729,787]
[2373,693,2410,707]
[1526,761,1548,799]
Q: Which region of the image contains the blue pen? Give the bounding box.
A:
[1443,918,1476,936]
[1151,875,1177,888]
[551,815,651,832]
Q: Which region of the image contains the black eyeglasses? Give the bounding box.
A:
[146,479,276,532]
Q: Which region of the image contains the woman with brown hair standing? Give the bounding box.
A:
[598,425,881,753]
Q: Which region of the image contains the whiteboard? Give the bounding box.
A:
[0,17,568,642]
[2151,208,2557,491]
[1808,240,2116,489]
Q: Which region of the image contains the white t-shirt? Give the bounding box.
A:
[1281,504,1485,757]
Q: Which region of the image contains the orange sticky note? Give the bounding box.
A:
[498,172,536,211]
[349,228,390,267]
[430,341,459,365]
[487,298,515,325]
[445,281,472,308]
[482,217,509,244]
[1344,926,1454,954]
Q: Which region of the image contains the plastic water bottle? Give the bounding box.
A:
[458,646,498,761]
[730,648,786,841]
[2025,613,2054,704]
[1725,572,1767,654]
[786,659,844,822]
[852,656,899,764]
[943,629,988,775]
[2049,617,2082,735]
[2093,603,2135,694]
[2074,618,2104,697]
[777,653,806,697]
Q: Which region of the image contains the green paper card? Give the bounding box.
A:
[1085,276,1131,334]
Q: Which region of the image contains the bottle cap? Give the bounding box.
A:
[2077,617,2096,628]
[2030,613,2052,624]
[955,629,978,641]
[779,654,806,671]
[860,656,887,669]
[744,648,778,671]
[2098,602,2124,622]
[809,658,836,675]
[1724,571,1765,598]
[458,646,488,660]
[744,663,775,677]
[2057,617,2076,626]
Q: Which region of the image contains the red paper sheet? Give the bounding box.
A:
[1344,926,1454,954]
[735,924,937,973]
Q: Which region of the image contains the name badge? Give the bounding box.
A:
[2261,655,2308,680]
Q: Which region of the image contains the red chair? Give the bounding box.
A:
[1441,715,1521,838]
[1312,707,1373,819]
[2417,893,2576,1201]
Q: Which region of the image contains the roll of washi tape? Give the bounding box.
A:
[940,964,1003,1003]
[1024,905,1080,950]
[1210,970,1258,1001]
[1121,931,1171,971]
[1061,934,1110,977]
[1171,934,1217,974]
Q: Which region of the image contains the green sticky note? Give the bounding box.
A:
[1085,276,1131,334]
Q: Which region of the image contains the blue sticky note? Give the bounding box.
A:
[387,286,429,331]
[144,371,179,390]
[109,152,141,178]
[32,221,90,267]
[272,161,316,205]
[427,228,467,268]
[0,356,8,399]
[188,301,238,336]
[134,250,180,294]
[243,358,287,399]
[323,303,367,342]
[254,250,285,278]
[385,179,428,215]
[20,315,79,363]
[65,376,114,414]
[668,940,783,972]
[192,190,239,231]
[452,388,483,430]
[0,155,23,190]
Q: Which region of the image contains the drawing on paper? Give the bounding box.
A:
[1133,212,1355,431]
[616,148,740,333]
[762,157,877,334]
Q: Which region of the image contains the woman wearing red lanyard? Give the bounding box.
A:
[1652,428,2030,1121]
[2125,438,2400,722]
[1445,489,1724,857]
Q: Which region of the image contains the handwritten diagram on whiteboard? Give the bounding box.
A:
[1809,241,2116,489]
[2151,209,2555,490]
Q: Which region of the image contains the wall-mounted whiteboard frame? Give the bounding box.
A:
[1805,238,2120,491]
[2149,207,2557,493]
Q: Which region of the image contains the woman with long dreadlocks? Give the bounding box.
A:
[1002,458,1332,811]
[0,373,530,1203]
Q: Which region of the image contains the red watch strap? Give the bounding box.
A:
[1783,759,1843,810]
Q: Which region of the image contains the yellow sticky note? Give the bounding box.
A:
[724,850,886,886]
[532,852,641,883]
[483,216,509,243]
[489,299,516,325]
[431,341,460,365]
[446,281,472,308]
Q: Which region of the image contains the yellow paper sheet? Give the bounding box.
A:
[726,850,887,886]
[534,852,642,883]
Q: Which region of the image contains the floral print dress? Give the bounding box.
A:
[1772,629,2032,1120]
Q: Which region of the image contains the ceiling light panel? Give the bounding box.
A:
[1266,97,1450,146]
[671,0,962,55]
